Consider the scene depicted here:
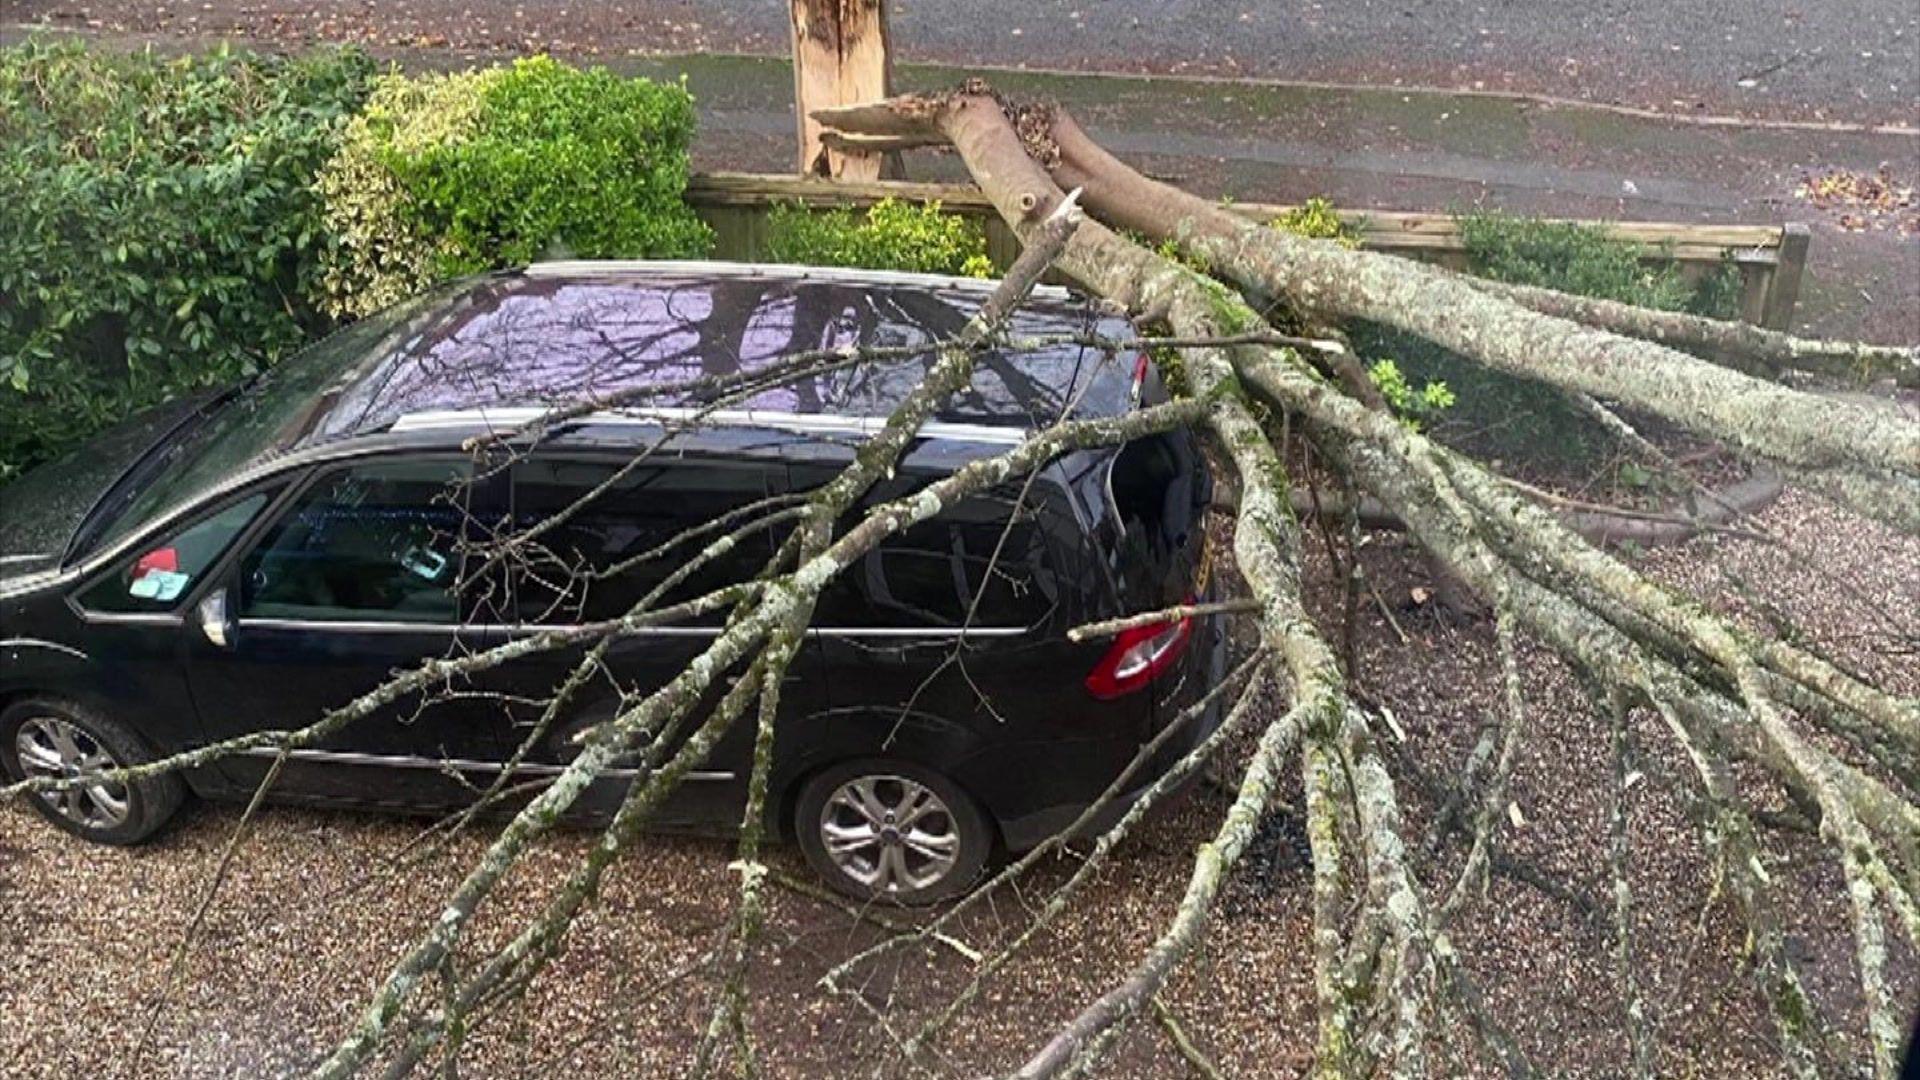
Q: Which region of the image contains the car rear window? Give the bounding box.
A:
[1074,433,1207,613]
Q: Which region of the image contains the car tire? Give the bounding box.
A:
[0,698,185,845]
[794,759,992,905]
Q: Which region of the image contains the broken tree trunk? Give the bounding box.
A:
[788,0,894,179]
[1030,109,1920,530]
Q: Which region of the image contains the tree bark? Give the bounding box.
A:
[1468,277,1920,388]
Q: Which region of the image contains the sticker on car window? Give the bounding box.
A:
[135,547,179,576]
[129,569,191,602]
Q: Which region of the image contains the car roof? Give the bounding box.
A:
[15,263,1147,584]
[291,261,1140,455]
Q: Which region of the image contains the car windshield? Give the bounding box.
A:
[76,285,461,560]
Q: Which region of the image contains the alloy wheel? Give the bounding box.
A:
[14,716,130,830]
[818,774,961,895]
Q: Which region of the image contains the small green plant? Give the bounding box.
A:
[0,40,375,477]
[766,198,993,277]
[316,56,710,318]
[1152,235,1212,274]
[1272,197,1364,248]
[1148,347,1188,396]
[1366,358,1455,429]
[1687,252,1745,319]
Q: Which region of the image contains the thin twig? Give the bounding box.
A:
[1152,995,1227,1080]
[128,750,289,1070]
[769,870,982,964]
[1067,599,1261,642]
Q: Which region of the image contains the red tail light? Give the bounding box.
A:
[1084,614,1193,700]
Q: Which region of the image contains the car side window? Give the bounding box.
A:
[238,458,476,624]
[509,456,778,625]
[75,492,272,614]
[812,483,1060,630]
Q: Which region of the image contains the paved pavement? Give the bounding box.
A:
[12,0,1920,124]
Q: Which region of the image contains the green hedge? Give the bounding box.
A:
[0,41,374,476]
[318,56,711,318]
[0,44,711,477]
[1362,209,1744,468]
[1457,211,1738,315]
[766,198,993,278]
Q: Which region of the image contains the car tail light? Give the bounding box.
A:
[1084,613,1193,700]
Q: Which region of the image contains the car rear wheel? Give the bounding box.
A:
[0,699,185,845]
[795,759,991,904]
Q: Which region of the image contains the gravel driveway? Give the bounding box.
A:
[3,488,1914,1078]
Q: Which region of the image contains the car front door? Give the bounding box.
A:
[183,453,517,806]
[61,486,289,791]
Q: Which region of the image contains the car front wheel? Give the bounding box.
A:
[0,699,185,845]
[794,759,992,904]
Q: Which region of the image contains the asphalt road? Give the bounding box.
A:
[4,10,1915,344]
[11,0,1919,124]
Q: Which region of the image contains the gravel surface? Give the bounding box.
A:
[2,487,1914,1077]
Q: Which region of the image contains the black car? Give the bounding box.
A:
[0,261,1223,902]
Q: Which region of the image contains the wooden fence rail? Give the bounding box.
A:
[684,172,1810,330]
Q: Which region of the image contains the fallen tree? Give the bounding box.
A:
[4,80,1918,1080]
[811,86,1920,1079]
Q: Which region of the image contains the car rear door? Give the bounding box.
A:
[796,460,1097,736]
[488,450,832,828]
[183,453,518,805]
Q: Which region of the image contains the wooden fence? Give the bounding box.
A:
[684,172,1811,330]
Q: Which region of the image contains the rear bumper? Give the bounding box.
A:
[997,613,1232,850]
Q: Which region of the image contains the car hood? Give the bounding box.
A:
[0,394,212,579]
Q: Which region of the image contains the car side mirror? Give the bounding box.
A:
[196,588,234,648]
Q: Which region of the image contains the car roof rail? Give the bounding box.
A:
[387,405,1034,447]
[519,258,1082,304]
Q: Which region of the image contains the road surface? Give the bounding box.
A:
[11,0,1919,124]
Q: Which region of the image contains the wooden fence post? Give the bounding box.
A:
[1760,222,1811,331]
[788,0,892,181]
